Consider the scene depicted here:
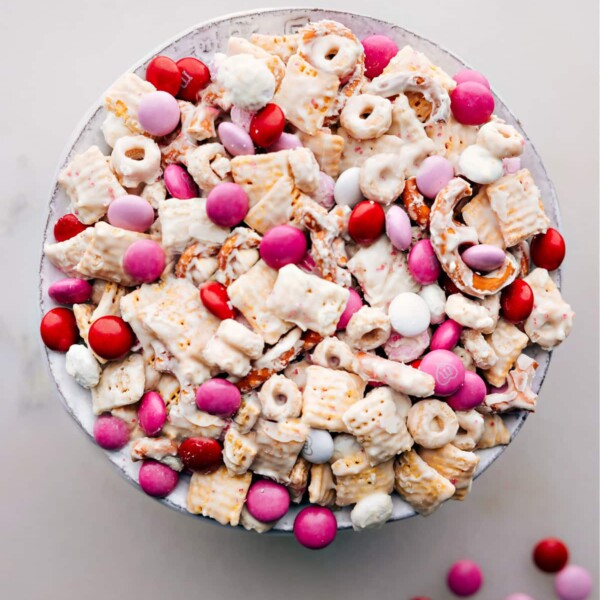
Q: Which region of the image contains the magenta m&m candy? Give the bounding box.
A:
[337,288,364,330]
[259,225,307,269]
[138,391,167,437]
[453,68,490,89]
[123,239,165,283]
[361,35,398,79]
[138,460,179,497]
[93,414,130,450]
[48,278,93,305]
[447,560,483,597]
[246,479,290,522]
[217,122,255,156]
[415,155,454,199]
[107,194,155,232]
[430,319,462,351]
[163,164,198,199]
[419,349,466,396]
[408,239,441,285]
[445,370,487,410]
[195,378,241,418]
[293,506,337,549]
[385,204,412,251]
[205,182,249,227]
[555,565,593,600]
[138,91,181,136]
[462,244,506,272]
[450,81,495,126]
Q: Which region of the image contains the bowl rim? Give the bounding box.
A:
[38,6,560,533]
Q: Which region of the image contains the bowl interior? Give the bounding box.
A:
[39,7,559,532]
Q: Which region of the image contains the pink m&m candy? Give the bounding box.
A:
[447,560,483,597]
[138,91,181,136]
[386,205,412,250]
[48,278,93,305]
[453,68,490,89]
[123,240,165,283]
[430,319,462,351]
[408,239,441,285]
[266,132,303,152]
[195,378,241,418]
[451,81,495,126]
[503,156,522,174]
[361,35,399,79]
[416,155,454,199]
[107,194,155,232]
[462,244,506,272]
[138,391,167,436]
[445,370,487,411]
[138,460,179,497]
[93,414,130,450]
[217,122,255,156]
[164,164,198,199]
[420,349,465,396]
[260,225,307,269]
[293,506,337,550]
[206,182,249,227]
[310,172,335,209]
[246,480,290,522]
[555,565,593,600]
[230,106,254,132]
[337,288,363,330]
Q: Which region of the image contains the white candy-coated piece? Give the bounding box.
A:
[418,284,447,324]
[360,153,406,204]
[345,306,391,351]
[65,345,101,389]
[454,410,485,451]
[334,167,363,207]
[288,148,320,194]
[110,135,162,188]
[101,113,131,148]
[458,145,503,185]
[258,374,303,421]
[217,54,276,111]
[340,94,392,140]
[407,399,459,449]
[350,492,393,531]
[476,120,525,159]
[445,293,495,331]
[184,143,231,193]
[311,337,356,371]
[388,292,431,337]
[331,434,363,463]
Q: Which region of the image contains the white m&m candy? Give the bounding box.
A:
[301,429,334,464]
[388,292,431,337]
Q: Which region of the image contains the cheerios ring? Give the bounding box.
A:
[340,94,393,140]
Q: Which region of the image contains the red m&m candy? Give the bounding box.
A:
[530,228,566,271]
[500,279,534,323]
[533,537,569,573]
[53,214,88,242]
[348,200,385,245]
[88,316,134,360]
[176,57,210,102]
[200,281,235,320]
[145,55,182,96]
[40,307,78,352]
[249,103,285,148]
[178,437,222,473]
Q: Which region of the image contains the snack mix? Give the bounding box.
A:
[41,19,574,549]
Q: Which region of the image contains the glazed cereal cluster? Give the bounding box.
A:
[41,19,574,549]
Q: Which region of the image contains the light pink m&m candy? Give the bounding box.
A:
[453,68,490,89]
[416,155,454,199]
[361,35,399,79]
[505,595,535,600]
[420,349,465,396]
[447,560,483,597]
[267,132,303,152]
[206,182,249,227]
[555,566,593,600]
[246,479,290,522]
[93,414,130,450]
[195,378,241,418]
[260,225,307,269]
[386,205,412,250]
[337,288,364,330]
[138,91,181,136]
[164,164,198,199]
[138,391,167,436]
[293,506,337,550]
[123,239,165,283]
[217,122,255,156]
[451,81,495,126]
[430,319,462,351]
[48,278,93,305]
[107,194,155,232]
[462,244,506,272]
[138,460,179,497]
[310,172,335,209]
[503,156,522,174]
[445,370,487,410]
[230,106,254,132]
[408,239,441,285]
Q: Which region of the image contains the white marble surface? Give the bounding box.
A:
[0,1,597,599]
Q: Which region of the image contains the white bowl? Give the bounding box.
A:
[39,7,561,532]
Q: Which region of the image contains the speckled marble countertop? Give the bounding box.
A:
[0,1,597,599]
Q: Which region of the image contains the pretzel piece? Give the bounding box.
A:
[483,318,529,388]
